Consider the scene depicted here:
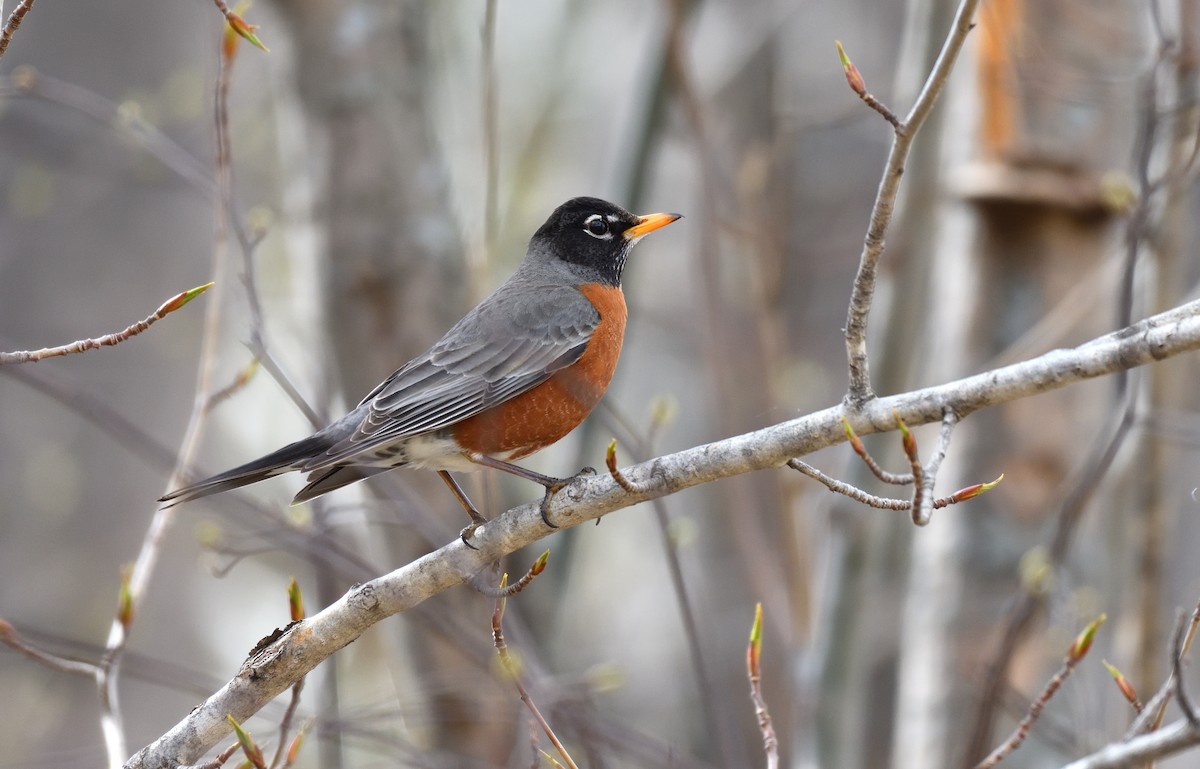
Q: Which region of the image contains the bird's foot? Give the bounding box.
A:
[537,467,597,528]
[459,521,483,550]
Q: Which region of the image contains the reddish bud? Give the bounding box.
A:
[951,474,1005,503]
[606,439,619,473]
[227,714,266,769]
[531,550,550,577]
[156,282,214,317]
[894,412,917,461]
[747,602,764,677]
[1069,614,1106,662]
[285,725,307,766]
[840,416,866,455]
[117,564,134,630]
[836,41,867,96]
[287,577,305,622]
[225,12,269,54]
[1103,660,1139,704]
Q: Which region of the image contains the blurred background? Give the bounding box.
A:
[2,0,1200,767]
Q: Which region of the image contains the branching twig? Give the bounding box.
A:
[974,615,1105,769]
[1126,595,1200,738]
[912,408,957,526]
[836,41,901,129]
[0,283,213,365]
[841,416,913,484]
[841,0,981,406]
[788,459,1000,511]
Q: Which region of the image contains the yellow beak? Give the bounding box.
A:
[624,211,683,240]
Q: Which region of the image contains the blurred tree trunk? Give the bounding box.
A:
[886,1,1146,767]
[268,1,512,764]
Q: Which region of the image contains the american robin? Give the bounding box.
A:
[160,197,681,539]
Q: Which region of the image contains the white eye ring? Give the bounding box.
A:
[584,214,612,239]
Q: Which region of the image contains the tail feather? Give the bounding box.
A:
[292,465,394,504]
[159,435,330,507]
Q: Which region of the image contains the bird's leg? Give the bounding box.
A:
[438,470,487,548]
[467,453,594,528]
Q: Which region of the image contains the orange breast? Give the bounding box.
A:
[451,283,627,458]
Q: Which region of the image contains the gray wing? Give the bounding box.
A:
[302,281,600,471]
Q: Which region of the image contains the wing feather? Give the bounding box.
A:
[302,281,600,471]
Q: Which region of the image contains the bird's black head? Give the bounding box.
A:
[530,197,681,286]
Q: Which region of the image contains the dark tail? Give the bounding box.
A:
[292,465,393,504]
[158,435,330,508]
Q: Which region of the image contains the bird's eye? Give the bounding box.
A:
[584,214,610,238]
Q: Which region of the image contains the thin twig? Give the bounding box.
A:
[0,619,99,676]
[0,69,215,195]
[268,680,305,769]
[196,741,240,769]
[974,616,1105,769]
[1128,597,1200,737]
[0,0,34,59]
[841,417,913,484]
[836,41,902,129]
[1174,608,1200,728]
[203,358,259,414]
[789,460,909,509]
[913,408,957,525]
[745,603,779,769]
[95,30,241,769]
[788,459,999,511]
[492,581,579,769]
[842,0,981,406]
[0,283,213,365]
[469,552,549,598]
[606,440,660,494]
[965,391,1136,763]
[598,400,739,769]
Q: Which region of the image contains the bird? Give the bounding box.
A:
[160,197,681,540]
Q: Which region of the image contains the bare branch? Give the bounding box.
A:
[126,298,1200,768]
[0,283,214,365]
[843,0,981,405]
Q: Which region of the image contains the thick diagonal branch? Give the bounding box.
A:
[128,298,1200,769]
